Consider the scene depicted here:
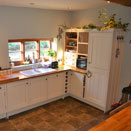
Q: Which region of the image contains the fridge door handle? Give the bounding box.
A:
[87,70,92,78]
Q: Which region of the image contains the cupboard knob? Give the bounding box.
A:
[0,87,1,89]
[26,82,28,85]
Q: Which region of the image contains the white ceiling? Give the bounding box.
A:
[0,0,112,11]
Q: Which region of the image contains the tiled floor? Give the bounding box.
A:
[0,97,109,131]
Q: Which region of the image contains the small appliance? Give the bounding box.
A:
[50,61,58,68]
[77,55,87,70]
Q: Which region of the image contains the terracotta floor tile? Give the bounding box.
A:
[66,117,85,129]
[57,113,73,123]
[47,128,57,131]
[34,121,52,131]
[0,97,107,131]
[77,113,95,124]
[54,122,76,131]
[67,108,84,117]
[10,119,31,130]
[19,126,37,131]
[77,123,93,131]
[26,116,43,125]
[39,111,55,121]
[45,116,62,127]
[0,121,17,131]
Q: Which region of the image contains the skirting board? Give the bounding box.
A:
[0,113,6,119]
[1,93,106,120]
[68,93,105,112]
[6,94,69,119]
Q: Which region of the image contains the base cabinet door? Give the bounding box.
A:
[0,84,6,118]
[28,77,47,105]
[6,80,28,112]
[48,73,65,99]
[70,72,84,98]
[85,68,109,110]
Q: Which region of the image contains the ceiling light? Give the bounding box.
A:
[107,1,111,4]
[30,3,35,5]
[67,6,72,11]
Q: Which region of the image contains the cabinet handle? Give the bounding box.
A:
[26,82,28,85]
[87,70,92,78]
[0,87,2,89]
[46,78,48,80]
[56,75,58,77]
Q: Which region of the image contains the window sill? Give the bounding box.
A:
[12,63,41,72]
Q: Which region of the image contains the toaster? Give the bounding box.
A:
[50,61,58,68]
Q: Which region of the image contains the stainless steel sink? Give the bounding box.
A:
[20,68,56,76]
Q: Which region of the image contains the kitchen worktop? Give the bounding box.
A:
[89,106,131,131]
[0,65,87,84]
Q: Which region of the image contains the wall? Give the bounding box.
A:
[71,5,131,29]
[0,6,71,68]
[119,31,131,99]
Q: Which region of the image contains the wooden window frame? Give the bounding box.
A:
[8,38,53,66]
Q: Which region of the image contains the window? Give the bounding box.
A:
[8,38,52,66]
[8,42,22,61]
[25,41,38,59]
[40,40,51,58]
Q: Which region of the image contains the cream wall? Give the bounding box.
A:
[70,5,131,29]
[0,6,71,68]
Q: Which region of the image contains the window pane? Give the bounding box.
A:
[8,42,21,52]
[9,52,21,61]
[25,41,37,51]
[40,41,50,49]
[40,41,50,57]
[25,51,37,59]
[40,50,48,57]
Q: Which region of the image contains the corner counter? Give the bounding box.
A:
[0,65,87,84]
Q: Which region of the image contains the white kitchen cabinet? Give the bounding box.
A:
[88,32,113,70]
[85,68,109,109]
[70,72,84,98]
[6,80,28,112]
[86,29,124,111]
[48,72,65,99]
[0,84,6,118]
[28,76,47,105]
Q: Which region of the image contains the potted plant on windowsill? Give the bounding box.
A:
[48,50,57,62]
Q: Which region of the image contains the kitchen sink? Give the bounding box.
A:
[20,68,56,76]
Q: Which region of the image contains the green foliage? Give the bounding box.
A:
[98,8,130,31]
[40,41,50,48]
[40,50,48,57]
[82,25,88,29]
[8,42,20,52]
[48,50,56,57]
[25,41,36,50]
[88,24,97,29]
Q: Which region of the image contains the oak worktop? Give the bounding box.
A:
[89,106,131,131]
[0,65,87,84]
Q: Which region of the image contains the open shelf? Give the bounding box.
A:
[66,38,77,41]
[65,30,89,67]
[66,45,77,48]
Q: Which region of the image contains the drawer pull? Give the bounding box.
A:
[0,87,2,89]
